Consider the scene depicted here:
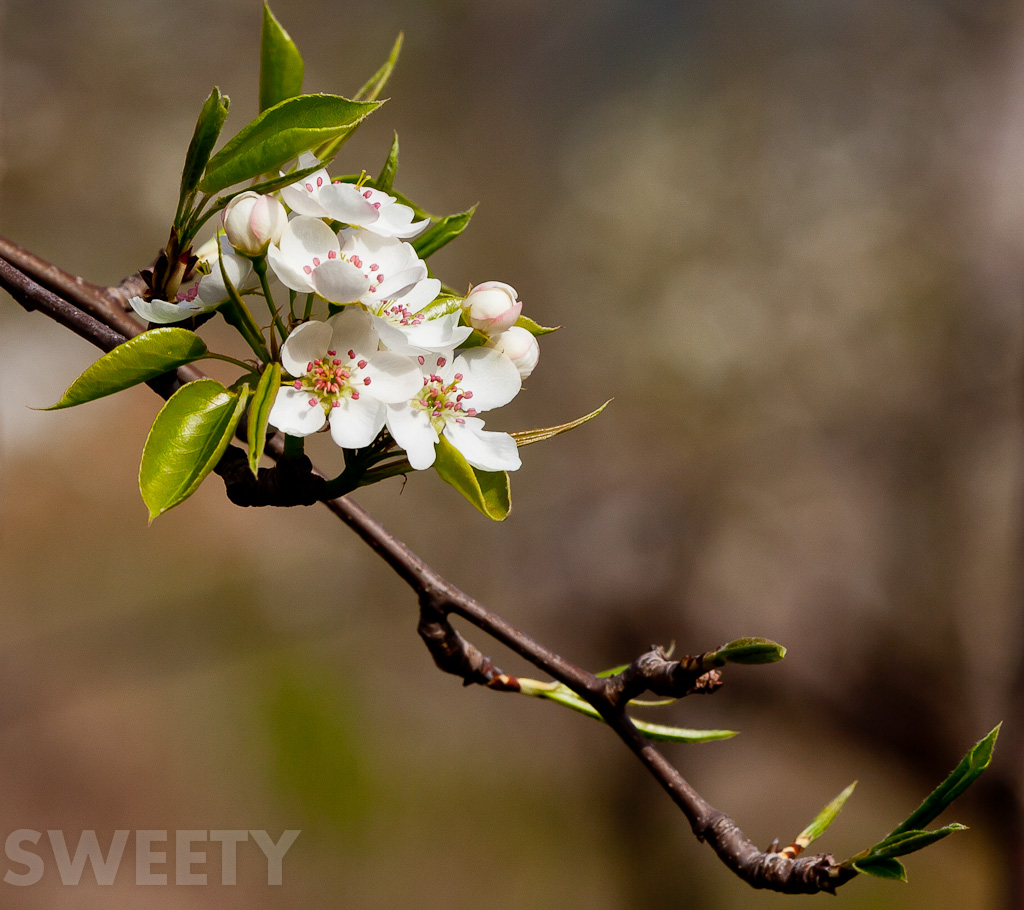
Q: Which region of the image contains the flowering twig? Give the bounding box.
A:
[0,238,866,895]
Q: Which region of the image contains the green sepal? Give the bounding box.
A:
[433,435,510,520]
[139,380,250,521]
[260,3,304,113]
[199,94,380,194]
[517,679,736,744]
[515,314,560,336]
[511,401,609,448]
[44,328,209,410]
[852,857,907,882]
[176,87,230,226]
[377,132,399,193]
[888,724,999,837]
[247,362,282,475]
[795,782,857,851]
[315,32,403,162]
[708,637,787,666]
[412,207,476,259]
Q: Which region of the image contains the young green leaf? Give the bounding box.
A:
[314,32,404,162]
[44,329,209,410]
[515,314,560,336]
[247,362,281,475]
[412,207,476,259]
[377,132,399,192]
[433,435,510,520]
[793,782,857,852]
[868,825,967,859]
[887,725,999,837]
[516,680,736,743]
[177,87,230,226]
[140,380,250,521]
[511,401,610,448]
[708,638,787,666]
[260,3,304,113]
[199,95,380,195]
[852,857,907,882]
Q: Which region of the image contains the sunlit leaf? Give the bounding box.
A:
[260,3,304,113]
[45,328,208,410]
[247,363,281,475]
[177,87,230,224]
[433,435,510,520]
[853,857,907,882]
[377,132,399,192]
[412,207,476,259]
[793,782,857,852]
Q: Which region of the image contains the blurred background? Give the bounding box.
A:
[2,0,1024,906]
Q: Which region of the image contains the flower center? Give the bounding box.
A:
[292,349,371,411]
[412,355,477,430]
[380,300,424,327]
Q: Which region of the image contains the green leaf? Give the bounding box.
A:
[260,3,304,113]
[377,132,399,193]
[433,435,510,520]
[511,401,610,448]
[140,380,250,520]
[412,207,476,259]
[247,363,281,475]
[888,725,999,837]
[708,638,787,666]
[177,87,230,225]
[595,664,630,678]
[515,314,560,336]
[853,857,907,882]
[517,680,736,743]
[315,32,404,162]
[869,825,967,859]
[199,94,380,195]
[794,782,857,851]
[355,32,403,102]
[45,329,209,410]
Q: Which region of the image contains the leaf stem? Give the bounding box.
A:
[252,256,288,342]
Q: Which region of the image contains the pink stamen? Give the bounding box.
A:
[309,398,318,407]
[363,377,372,385]
[357,359,367,368]
[303,265,313,275]
[328,250,337,259]
[316,176,324,188]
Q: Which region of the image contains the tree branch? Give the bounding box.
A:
[0,239,856,895]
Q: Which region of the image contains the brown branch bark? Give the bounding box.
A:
[0,238,858,896]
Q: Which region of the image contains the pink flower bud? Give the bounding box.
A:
[488,326,540,380]
[463,281,522,334]
[222,192,288,257]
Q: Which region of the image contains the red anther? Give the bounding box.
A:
[363,377,372,385]
[303,265,313,274]
[328,250,337,259]
[293,380,302,389]
[454,373,464,381]
[437,357,447,367]
[376,273,384,283]
[348,350,355,359]
[373,203,381,210]
[352,391,360,400]
[332,400,340,408]
[316,176,324,187]
[308,398,318,406]
[418,356,426,365]
[357,359,367,368]
[368,286,377,293]
[304,183,313,192]
[307,361,314,371]
[333,358,342,365]
[369,263,379,271]
[466,408,478,416]
[456,418,465,425]
[363,190,372,198]
[463,390,473,399]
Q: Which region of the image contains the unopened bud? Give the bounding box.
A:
[222,192,287,257]
[463,281,522,334]
[488,326,539,380]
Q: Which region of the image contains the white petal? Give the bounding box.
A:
[372,264,428,301]
[310,259,370,304]
[375,203,430,239]
[326,306,378,354]
[317,183,382,227]
[361,352,422,403]
[395,277,441,311]
[329,395,385,448]
[280,215,341,263]
[386,403,438,470]
[444,420,521,472]
[268,386,327,436]
[129,296,210,325]
[280,320,332,376]
[280,154,333,217]
[453,347,522,411]
[267,242,315,293]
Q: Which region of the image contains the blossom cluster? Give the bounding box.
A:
[129,153,542,474]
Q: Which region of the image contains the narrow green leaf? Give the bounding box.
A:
[247,362,281,475]
[314,32,404,162]
[853,857,907,882]
[412,207,476,259]
[595,664,630,678]
[355,32,403,102]
[794,782,857,851]
[888,725,999,838]
[417,294,463,321]
[45,329,209,410]
[433,435,510,520]
[260,3,304,113]
[515,314,560,336]
[708,637,787,666]
[140,380,249,520]
[377,132,399,192]
[511,401,610,448]
[519,681,736,743]
[199,94,380,194]
[177,88,230,224]
[869,825,967,859]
